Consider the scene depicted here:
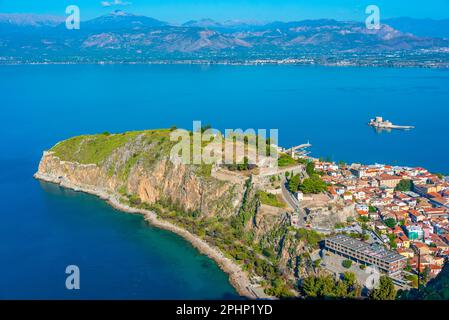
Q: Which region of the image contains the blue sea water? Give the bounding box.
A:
[0,64,448,299]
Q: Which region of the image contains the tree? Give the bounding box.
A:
[227,156,250,171]
[370,276,397,300]
[343,272,356,288]
[299,176,327,194]
[306,162,315,176]
[237,156,250,171]
[423,266,431,284]
[395,179,413,192]
[335,222,345,229]
[300,274,358,299]
[342,259,353,269]
[334,281,349,297]
[405,260,412,272]
[129,194,142,206]
[278,153,296,167]
[390,240,397,249]
[295,229,323,248]
[387,232,398,249]
[288,174,301,193]
[384,218,397,228]
[338,160,346,167]
[405,274,419,288]
[358,216,370,223]
[267,278,293,298]
[301,276,319,297]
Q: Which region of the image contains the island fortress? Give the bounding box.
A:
[369,116,415,130]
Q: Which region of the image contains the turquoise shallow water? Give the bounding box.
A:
[0,64,448,299]
[0,171,238,299]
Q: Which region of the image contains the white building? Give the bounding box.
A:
[295,191,304,202]
[355,204,369,212]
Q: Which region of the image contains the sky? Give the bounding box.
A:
[0,0,449,23]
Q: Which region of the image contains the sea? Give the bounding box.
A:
[0,64,448,299]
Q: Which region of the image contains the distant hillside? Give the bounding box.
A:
[0,13,64,27]
[1,12,449,65]
[83,10,168,31]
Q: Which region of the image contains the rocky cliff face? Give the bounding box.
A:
[36,130,245,218]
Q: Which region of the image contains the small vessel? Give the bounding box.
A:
[368,116,415,130]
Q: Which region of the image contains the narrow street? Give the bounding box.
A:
[280,179,307,228]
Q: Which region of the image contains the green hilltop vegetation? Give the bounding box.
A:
[50,129,215,179]
[50,128,276,166]
[50,129,174,165]
[257,190,286,208]
[278,153,308,167]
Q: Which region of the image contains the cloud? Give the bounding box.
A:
[101,0,132,7]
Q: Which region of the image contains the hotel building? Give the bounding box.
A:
[324,234,407,275]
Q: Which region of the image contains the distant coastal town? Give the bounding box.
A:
[2,56,449,69]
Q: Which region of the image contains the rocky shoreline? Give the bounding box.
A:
[34,171,266,300]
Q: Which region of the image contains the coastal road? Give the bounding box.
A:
[281,180,300,211]
[280,179,308,228]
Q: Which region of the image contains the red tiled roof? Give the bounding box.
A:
[379,174,402,180]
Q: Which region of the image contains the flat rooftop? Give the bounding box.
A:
[325,234,406,264]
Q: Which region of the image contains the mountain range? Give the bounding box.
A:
[1,10,448,65]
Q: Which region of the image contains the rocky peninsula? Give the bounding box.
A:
[35,128,387,299]
[34,129,266,298]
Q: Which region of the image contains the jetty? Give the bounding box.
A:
[286,142,312,157]
[368,116,415,130]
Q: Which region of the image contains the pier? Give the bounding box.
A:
[286,142,312,157]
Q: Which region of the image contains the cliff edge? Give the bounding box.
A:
[35,129,318,298]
